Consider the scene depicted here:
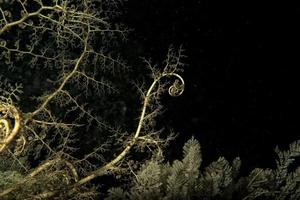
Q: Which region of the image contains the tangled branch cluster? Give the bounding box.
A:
[0,102,22,153]
[0,0,185,199]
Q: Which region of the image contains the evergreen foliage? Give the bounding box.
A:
[0,1,299,200]
[106,138,300,200]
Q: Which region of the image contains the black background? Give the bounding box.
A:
[122,0,300,173]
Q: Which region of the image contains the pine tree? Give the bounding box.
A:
[106,138,300,200]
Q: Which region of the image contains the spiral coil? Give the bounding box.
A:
[0,102,22,153]
[166,73,185,97]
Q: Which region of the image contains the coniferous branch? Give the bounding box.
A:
[105,138,300,200]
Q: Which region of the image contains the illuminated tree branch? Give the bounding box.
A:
[0,103,21,153]
[0,0,184,199]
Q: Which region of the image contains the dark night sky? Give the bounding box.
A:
[123,0,300,172]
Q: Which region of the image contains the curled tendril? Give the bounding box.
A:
[169,79,184,97]
[0,40,6,46]
[0,102,22,153]
[166,73,185,97]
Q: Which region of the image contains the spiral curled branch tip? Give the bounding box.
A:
[167,73,185,97]
[0,103,21,153]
